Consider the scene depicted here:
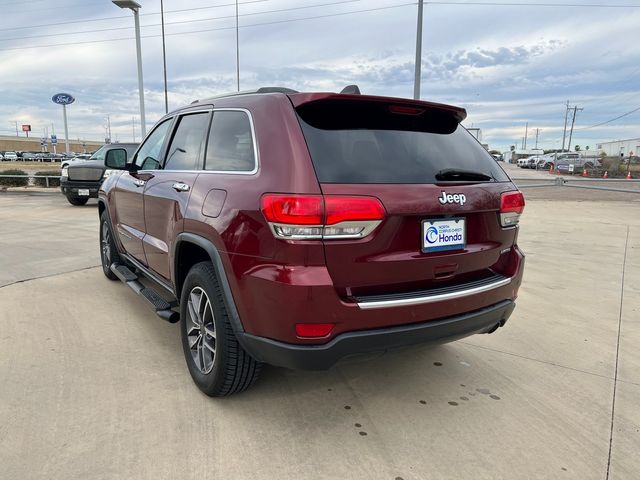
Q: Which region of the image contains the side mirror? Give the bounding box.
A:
[105,148,128,169]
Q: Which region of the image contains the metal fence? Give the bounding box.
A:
[512,176,640,194]
[0,174,61,188]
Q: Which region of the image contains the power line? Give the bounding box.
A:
[577,106,640,130]
[426,1,639,7]
[0,0,361,43]
[0,0,110,14]
[3,0,638,35]
[0,0,269,33]
[0,3,416,53]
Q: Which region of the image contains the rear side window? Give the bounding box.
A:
[164,113,210,171]
[297,101,509,184]
[205,111,256,172]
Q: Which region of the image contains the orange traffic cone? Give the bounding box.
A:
[626,171,632,180]
[582,168,588,177]
[603,171,609,179]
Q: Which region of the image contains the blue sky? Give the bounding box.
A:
[1,0,639,152]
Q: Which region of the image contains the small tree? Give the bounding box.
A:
[575,145,581,151]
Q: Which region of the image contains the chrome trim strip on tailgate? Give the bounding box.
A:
[356,276,512,310]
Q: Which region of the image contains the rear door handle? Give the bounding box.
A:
[172,182,190,192]
[133,179,146,187]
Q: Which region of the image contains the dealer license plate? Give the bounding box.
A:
[422,218,466,253]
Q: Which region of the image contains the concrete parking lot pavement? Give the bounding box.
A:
[0,193,99,287]
[0,192,639,480]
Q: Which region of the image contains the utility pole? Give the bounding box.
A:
[566,106,583,153]
[523,122,528,149]
[106,115,112,143]
[535,128,540,149]
[235,0,240,92]
[561,100,570,152]
[51,123,57,155]
[160,0,169,113]
[413,0,424,100]
[13,121,19,136]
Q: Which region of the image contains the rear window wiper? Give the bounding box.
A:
[435,168,492,182]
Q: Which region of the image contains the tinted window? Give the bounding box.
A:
[298,102,509,184]
[134,119,172,170]
[164,113,210,171]
[205,111,255,172]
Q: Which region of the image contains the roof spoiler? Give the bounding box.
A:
[289,93,467,124]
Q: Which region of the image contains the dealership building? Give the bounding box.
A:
[0,135,102,154]
[597,138,640,157]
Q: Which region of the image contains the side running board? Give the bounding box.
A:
[110,263,180,323]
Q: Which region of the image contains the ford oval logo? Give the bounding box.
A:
[52,93,75,105]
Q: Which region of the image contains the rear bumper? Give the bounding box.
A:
[238,300,515,370]
[60,179,102,198]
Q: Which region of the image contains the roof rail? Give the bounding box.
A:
[192,86,299,105]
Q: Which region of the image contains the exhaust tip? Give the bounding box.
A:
[484,322,501,334]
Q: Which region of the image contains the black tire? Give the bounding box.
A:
[66,196,89,206]
[180,261,261,397]
[99,211,120,280]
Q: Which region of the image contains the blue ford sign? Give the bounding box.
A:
[52,93,75,105]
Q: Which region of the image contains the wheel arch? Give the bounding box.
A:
[174,233,245,333]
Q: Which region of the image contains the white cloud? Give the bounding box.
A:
[0,0,639,151]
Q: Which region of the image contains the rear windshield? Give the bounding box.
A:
[297,101,509,184]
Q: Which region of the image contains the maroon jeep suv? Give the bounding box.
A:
[98,86,525,396]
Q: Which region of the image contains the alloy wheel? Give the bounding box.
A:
[101,222,111,266]
[186,286,217,374]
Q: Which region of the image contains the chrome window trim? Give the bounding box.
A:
[356,276,512,310]
[134,108,259,176]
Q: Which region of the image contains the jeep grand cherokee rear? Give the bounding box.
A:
[98,88,524,396]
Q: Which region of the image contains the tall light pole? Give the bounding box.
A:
[160,0,168,113]
[235,0,240,91]
[413,0,424,100]
[113,0,146,137]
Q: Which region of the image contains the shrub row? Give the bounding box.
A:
[33,171,61,187]
[0,169,28,187]
[0,170,60,188]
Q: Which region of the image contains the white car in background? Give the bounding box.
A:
[3,151,18,161]
[61,154,92,169]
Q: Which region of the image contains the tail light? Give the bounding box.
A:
[500,191,525,227]
[261,194,385,240]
